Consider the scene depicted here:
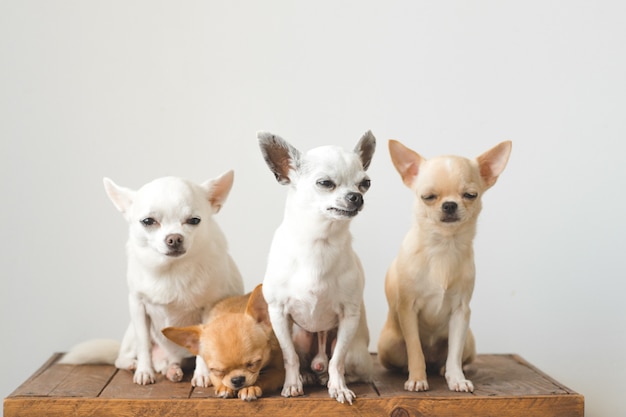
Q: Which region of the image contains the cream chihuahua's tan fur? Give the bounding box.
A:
[378,140,511,393]
[162,285,284,401]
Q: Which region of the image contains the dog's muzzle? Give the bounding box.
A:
[440,201,460,222]
[230,375,246,389]
[328,192,364,217]
[164,233,186,256]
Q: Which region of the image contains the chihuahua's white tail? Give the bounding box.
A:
[58,339,120,365]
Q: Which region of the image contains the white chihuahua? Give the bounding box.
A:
[378,140,512,393]
[61,172,244,386]
[258,131,375,404]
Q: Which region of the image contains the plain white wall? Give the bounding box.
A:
[1,1,625,416]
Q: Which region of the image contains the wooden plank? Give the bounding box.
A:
[99,368,194,399]
[4,353,584,417]
[3,394,584,417]
[49,365,117,398]
[9,356,77,397]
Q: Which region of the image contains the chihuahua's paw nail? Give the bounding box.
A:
[238,386,262,401]
[166,365,183,382]
[404,379,429,392]
[281,384,304,397]
[329,387,356,405]
[133,369,156,385]
[447,378,474,392]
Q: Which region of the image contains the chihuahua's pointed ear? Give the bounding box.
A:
[162,326,202,356]
[245,284,271,327]
[257,131,301,185]
[354,130,376,171]
[388,140,425,188]
[103,178,135,214]
[202,170,234,214]
[476,141,512,188]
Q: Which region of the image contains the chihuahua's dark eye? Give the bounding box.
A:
[421,194,437,202]
[186,217,201,225]
[463,192,478,200]
[316,179,336,190]
[141,217,157,227]
[358,179,371,192]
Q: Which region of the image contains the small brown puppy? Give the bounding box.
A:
[378,140,511,393]
[162,284,284,401]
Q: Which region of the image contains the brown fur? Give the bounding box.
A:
[162,285,284,401]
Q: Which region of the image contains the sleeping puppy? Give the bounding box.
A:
[258,131,375,404]
[163,284,284,401]
[378,140,511,393]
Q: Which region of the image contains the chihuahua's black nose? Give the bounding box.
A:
[231,375,246,388]
[345,192,363,208]
[442,201,458,214]
[165,233,184,248]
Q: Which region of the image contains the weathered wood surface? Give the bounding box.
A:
[4,354,583,417]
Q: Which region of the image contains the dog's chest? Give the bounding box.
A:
[286,293,339,332]
[411,250,475,330]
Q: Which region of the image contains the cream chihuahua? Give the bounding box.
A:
[163,284,285,401]
[378,140,511,393]
[258,131,376,404]
[61,173,244,387]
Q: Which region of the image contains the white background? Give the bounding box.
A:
[1,1,624,416]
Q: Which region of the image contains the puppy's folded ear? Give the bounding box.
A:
[245,284,271,327]
[388,140,425,188]
[162,326,202,355]
[354,130,376,171]
[103,178,135,215]
[257,131,301,185]
[202,170,235,214]
[476,141,512,188]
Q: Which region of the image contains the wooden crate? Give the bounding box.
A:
[4,353,583,417]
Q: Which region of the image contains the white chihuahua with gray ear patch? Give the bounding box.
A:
[61,172,244,387]
[258,131,375,404]
[378,140,512,393]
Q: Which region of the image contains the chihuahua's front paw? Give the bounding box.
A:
[328,384,356,405]
[214,384,236,398]
[281,381,304,397]
[238,385,262,401]
[133,368,156,385]
[446,375,474,393]
[328,375,355,405]
[404,378,429,392]
[191,370,212,388]
[165,364,183,382]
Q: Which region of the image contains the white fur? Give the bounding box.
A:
[63,173,244,386]
[58,339,120,365]
[258,131,375,404]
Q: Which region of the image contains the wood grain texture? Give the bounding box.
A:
[4,354,584,417]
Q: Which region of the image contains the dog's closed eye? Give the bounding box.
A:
[462,192,478,200]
